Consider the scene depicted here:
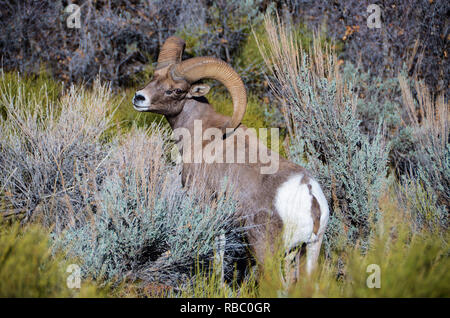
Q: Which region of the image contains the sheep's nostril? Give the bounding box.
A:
[134,94,146,102]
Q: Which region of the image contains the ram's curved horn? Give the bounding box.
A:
[156,36,185,70]
[171,57,247,130]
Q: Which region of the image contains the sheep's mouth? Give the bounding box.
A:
[132,103,150,111]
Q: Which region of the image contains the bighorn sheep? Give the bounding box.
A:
[133,36,329,283]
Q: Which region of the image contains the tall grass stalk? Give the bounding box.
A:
[398,75,449,220]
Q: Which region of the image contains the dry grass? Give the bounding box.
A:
[255,14,353,139]
[398,74,449,213]
[0,77,118,228]
[399,75,449,156]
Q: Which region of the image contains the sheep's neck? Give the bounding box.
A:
[166,98,230,134]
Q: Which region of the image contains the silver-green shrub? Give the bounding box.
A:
[341,63,402,139]
[396,79,449,231]
[407,143,449,231]
[287,66,389,253]
[55,168,242,286]
[0,78,116,232]
[50,125,243,286]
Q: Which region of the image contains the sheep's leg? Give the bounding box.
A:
[282,234,323,288]
[214,231,226,284]
[305,235,324,275]
[280,246,302,291]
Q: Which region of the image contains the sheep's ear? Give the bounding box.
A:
[187,84,210,98]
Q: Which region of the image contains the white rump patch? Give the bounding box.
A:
[274,174,329,250]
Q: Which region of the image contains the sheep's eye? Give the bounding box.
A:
[165,90,172,95]
[175,89,183,94]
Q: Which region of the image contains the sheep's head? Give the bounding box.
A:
[133,36,247,129]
